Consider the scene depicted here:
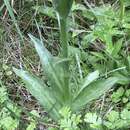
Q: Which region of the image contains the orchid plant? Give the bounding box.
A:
[13,0,118,121]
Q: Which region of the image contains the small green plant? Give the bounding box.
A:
[26,110,40,130]
[82,4,124,54]
[0,81,40,130]
[0,81,21,130]
[13,0,118,122]
[106,109,130,129]
[111,87,125,103]
[84,113,103,129]
[111,87,130,109]
[84,109,130,130]
[59,107,81,130]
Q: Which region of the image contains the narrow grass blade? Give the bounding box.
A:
[0,4,4,13]
[3,0,23,42]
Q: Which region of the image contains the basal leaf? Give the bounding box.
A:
[72,77,118,111]
[28,34,69,104]
[13,68,61,120]
[78,71,99,94]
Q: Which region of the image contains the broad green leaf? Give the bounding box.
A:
[72,77,118,111]
[29,34,64,95]
[113,72,130,85]
[28,34,70,105]
[78,71,99,95]
[13,68,61,120]
[28,34,52,66]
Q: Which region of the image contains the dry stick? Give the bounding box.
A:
[3,9,8,19]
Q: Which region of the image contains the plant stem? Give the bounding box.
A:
[120,0,125,22]
[60,18,68,58]
[60,18,70,103]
